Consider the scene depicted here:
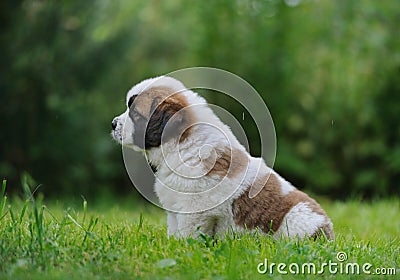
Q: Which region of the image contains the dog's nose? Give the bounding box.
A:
[111,119,118,130]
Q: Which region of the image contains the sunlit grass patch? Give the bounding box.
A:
[0,180,398,279]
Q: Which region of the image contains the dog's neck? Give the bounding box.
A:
[147,124,241,178]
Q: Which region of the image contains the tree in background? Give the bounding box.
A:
[0,1,134,195]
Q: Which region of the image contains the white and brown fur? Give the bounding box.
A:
[111,76,334,240]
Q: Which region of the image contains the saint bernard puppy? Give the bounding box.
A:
[111,76,334,240]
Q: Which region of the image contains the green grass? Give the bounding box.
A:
[0,179,399,279]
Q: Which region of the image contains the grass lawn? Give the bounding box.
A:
[0,180,399,279]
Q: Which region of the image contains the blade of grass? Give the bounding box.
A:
[9,205,15,224]
[33,203,44,252]
[66,213,85,231]
[82,216,98,244]
[43,205,60,224]
[137,213,144,233]
[81,195,87,225]
[19,199,30,224]
[87,216,99,232]
[0,180,7,219]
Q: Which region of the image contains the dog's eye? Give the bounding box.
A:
[128,95,137,108]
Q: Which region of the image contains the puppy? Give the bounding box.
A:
[111,76,334,240]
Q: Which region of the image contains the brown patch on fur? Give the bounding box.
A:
[150,92,193,143]
[135,87,192,116]
[131,86,195,148]
[205,147,248,178]
[132,86,175,117]
[232,173,331,237]
[167,93,195,143]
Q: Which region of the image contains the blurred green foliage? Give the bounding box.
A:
[1,0,399,199]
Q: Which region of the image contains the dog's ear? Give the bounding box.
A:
[144,96,185,149]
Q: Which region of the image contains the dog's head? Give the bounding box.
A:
[111,76,195,151]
